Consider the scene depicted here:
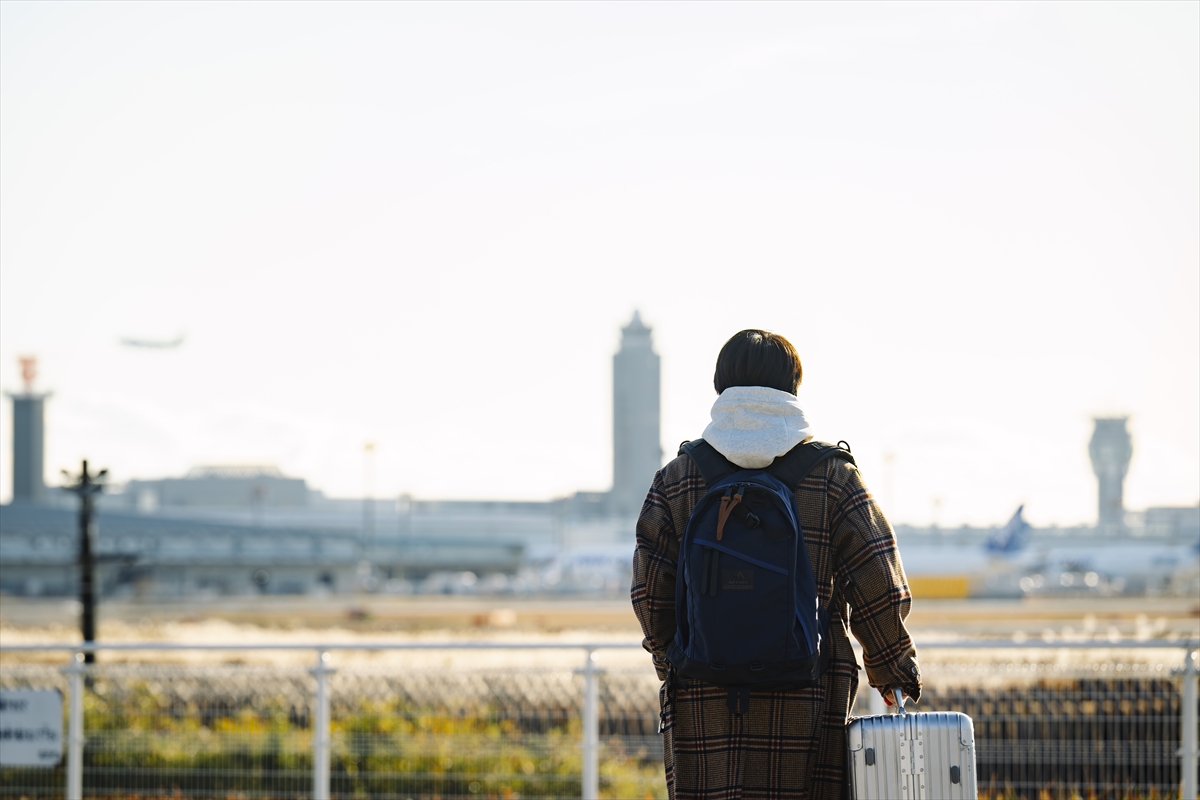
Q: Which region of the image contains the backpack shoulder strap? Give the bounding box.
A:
[768,440,856,491]
[678,439,738,487]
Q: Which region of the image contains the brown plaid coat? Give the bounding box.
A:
[631,449,921,800]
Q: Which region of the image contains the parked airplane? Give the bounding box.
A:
[899,505,1199,598]
[1019,537,1199,596]
[535,506,1198,599]
[535,542,635,594]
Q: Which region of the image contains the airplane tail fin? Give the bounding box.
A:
[986,505,1030,553]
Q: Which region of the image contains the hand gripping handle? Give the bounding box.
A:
[892,688,906,715]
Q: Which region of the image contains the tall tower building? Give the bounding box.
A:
[6,357,50,504]
[611,311,662,516]
[1089,417,1132,530]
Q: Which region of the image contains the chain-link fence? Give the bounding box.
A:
[1,642,1196,800]
[915,651,1197,799]
[0,645,660,800]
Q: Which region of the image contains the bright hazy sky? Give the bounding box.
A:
[2,2,1197,526]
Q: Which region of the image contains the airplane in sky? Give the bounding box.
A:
[120,333,185,349]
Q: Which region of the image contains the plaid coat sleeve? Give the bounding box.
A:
[631,467,679,682]
[828,461,923,701]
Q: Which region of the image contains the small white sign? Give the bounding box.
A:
[0,690,63,767]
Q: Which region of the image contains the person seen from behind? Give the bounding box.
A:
[631,329,921,799]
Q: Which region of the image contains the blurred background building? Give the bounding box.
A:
[1090,417,1133,531]
[125,465,310,513]
[5,357,49,505]
[609,311,661,516]
[0,314,661,598]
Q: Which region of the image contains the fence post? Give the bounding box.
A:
[1183,645,1197,800]
[575,648,604,800]
[61,652,85,800]
[309,650,335,800]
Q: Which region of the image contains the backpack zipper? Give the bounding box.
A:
[716,484,744,541]
[698,546,721,597]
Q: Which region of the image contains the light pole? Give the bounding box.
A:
[63,460,106,663]
[363,442,375,546]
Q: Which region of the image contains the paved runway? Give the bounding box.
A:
[2,593,1197,638]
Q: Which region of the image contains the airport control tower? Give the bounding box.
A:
[6,357,51,504]
[1089,416,1132,530]
[610,311,662,516]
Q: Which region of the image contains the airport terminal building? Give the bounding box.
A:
[1,315,661,598]
[3,321,1197,600]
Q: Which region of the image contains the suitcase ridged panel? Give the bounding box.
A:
[847,711,977,800]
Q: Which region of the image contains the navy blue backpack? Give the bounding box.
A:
[665,438,855,714]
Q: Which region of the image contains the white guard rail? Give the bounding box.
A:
[0,639,1195,800]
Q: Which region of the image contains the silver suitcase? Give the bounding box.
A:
[847,689,977,800]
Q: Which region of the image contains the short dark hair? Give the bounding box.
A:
[713,330,803,395]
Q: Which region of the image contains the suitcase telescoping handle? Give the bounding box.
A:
[892,688,906,715]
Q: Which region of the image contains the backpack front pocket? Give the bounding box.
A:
[688,538,792,665]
